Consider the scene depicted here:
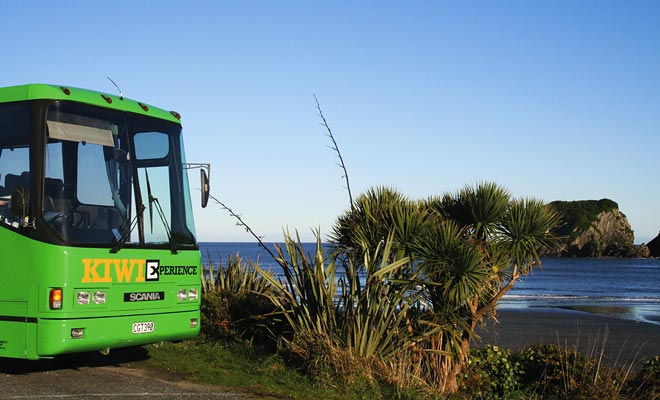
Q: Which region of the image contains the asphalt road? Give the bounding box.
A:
[0,348,251,400]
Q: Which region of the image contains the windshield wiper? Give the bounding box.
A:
[110,204,145,253]
[145,170,178,255]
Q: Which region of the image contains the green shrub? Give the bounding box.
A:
[458,346,522,399]
[200,253,282,345]
[200,289,232,339]
[515,344,624,400]
[627,355,660,399]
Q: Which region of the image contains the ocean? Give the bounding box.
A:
[199,242,660,325]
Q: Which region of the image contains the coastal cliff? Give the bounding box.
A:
[648,232,660,257]
[547,199,649,257]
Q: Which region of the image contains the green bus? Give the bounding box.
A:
[0,84,209,359]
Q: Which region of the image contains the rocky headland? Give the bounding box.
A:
[545,198,651,258]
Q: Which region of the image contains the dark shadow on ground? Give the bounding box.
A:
[0,346,150,375]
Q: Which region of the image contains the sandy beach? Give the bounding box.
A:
[476,308,660,370]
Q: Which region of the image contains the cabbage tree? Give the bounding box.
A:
[331,182,561,393]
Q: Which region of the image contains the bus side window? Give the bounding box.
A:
[0,145,30,223]
[1,171,29,223]
[0,173,8,207]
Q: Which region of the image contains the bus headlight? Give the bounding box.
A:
[178,289,188,301]
[188,289,198,301]
[76,291,90,305]
[93,291,106,304]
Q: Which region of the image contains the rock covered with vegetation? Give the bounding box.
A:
[547,199,650,257]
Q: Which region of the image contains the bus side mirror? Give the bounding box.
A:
[200,169,210,208]
[10,187,28,218]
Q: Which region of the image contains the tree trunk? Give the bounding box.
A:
[443,275,523,393]
[443,322,476,393]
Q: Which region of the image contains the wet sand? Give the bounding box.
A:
[476,308,660,370]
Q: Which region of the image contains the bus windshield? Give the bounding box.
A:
[43,102,196,249]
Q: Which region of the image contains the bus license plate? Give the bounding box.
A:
[132,321,155,334]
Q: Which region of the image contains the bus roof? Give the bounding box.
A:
[0,83,181,124]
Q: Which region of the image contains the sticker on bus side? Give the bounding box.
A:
[81,259,198,283]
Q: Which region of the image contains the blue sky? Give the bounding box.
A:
[3,1,659,243]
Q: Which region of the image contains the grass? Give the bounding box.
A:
[134,338,381,400]
[131,336,659,400]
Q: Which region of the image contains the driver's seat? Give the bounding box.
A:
[44,178,69,213]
